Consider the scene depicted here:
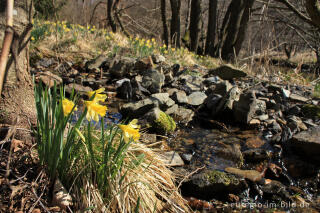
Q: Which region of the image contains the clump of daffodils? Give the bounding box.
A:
[62,88,140,142]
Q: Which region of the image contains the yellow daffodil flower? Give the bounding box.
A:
[62,98,77,116]
[87,88,107,103]
[118,119,140,142]
[85,100,107,122]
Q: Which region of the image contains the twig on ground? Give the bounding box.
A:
[177,166,205,189]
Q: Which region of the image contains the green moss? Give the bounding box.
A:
[206,170,238,186]
[153,111,176,134]
[301,104,320,118]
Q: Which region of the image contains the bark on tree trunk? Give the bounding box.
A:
[169,0,181,48]
[205,0,217,56]
[305,0,320,28]
[161,0,169,47]
[216,0,255,61]
[0,0,36,131]
[107,0,117,32]
[189,0,202,52]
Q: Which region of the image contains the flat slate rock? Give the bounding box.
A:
[289,93,309,102]
[162,151,184,166]
[208,64,247,80]
[290,126,320,161]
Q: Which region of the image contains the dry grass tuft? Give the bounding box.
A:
[70,129,189,213]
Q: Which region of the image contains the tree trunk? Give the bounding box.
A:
[205,0,217,56]
[305,0,320,28]
[169,0,181,48]
[0,0,36,131]
[107,0,117,32]
[189,0,202,52]
[216,0,255,61]
[161,0,169,47]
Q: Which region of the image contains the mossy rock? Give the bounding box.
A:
[301,104,320,118]
[153,110,176,134]
[206,170,240,186]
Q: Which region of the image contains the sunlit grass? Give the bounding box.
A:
[31,19,220,68]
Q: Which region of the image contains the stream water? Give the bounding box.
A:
[169,125,320,211]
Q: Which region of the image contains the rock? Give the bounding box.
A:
[282,88,291,99]
[134,56,153,70]
[140,133,157,143]
[145,108,176,133]
[85,54,110,72]
[171,90,189,104]
[249,119,261,125]
[206,80,233,97]
[131,78,150,99]
[270,120,282,133]
[37,71,63,87]
[170,107,194,124]
[287,116,308,132]
[187,92,207,106]
[36,58,56,68]
[110,56,136,78]
[207,64,247,80]
[180,170,247,200]
[151,93,175,110]
[243,149,271,162]
[288,105,301,115]
[301,104,320,118]
[55,61,73,74]
[151,54,165,64]
[162,151,184,166]
[164,71,174,84]
[203,76,223,86]
[290,126,320,161]
[284,158,318,178]
[166,88,179,96]
[224,167,264,182]
[244,136,266,149]
[141,69,165,94]
[260,180,291,202]
[213,86,241,117]
[267,84,283,93]
[233,91,257,123]
[255,99,267,115]
[256,114,269,121]
[116,79,132,100]
[120,98,158,117]
[205,94,223,109]
[181,153,193,163]
[65,83,92,96]
[165,104,179,115]
[178,75,204,93]
[290,93,309,102]
[266,99,280,111]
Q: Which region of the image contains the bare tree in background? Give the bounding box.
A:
[205,0,217,56]
[107,0,117,32]
[169,0,181,48]
[270,0,320,64]
[305,0,320,27]
[161,0,169,47]
[189,0,202,52]
[216,0,255,61]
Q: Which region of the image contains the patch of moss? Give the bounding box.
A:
[153,111,176,134]
[206,170,239,186]
[301,104,320,118]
